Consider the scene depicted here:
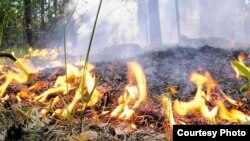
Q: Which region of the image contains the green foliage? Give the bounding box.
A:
[231,60,250,92]
[0,0,65,49]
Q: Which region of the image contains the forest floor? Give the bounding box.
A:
[0,46,250,141]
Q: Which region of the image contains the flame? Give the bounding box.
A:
[62,64,101,117]
[0,58,37,98]
[32,62,101,118]
[25,47,59,60]
[16,90,35,101]
[51,96,60,108]
[174,71,250,123]
[33,64,79,103]
[232,53,248,78]
[0,65,4,72]
[111,62,147,120]
[162,94,176,140]
[174,72,218,121]
[14,58,38,74]
[84,66,101,107]
[161,94,175,130]
[217,100,250,123]
[204,72,217,100]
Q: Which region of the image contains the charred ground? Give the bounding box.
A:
[0,45,250,141]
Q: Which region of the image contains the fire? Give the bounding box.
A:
[217,100,250,123]
[16,90,35,101]
[32,63,101,118]
[232,53,248,78]
[174,72,218,121]
[25,47,59,60]
[61,63,101,117]
[0,58,38,98]
[0,55,101,118]
[161,94,175,137]
[33,64,79,103]
[111,62,147,120]
[174,71,250,123]
[0,49,249,126]
[0,65,4,72]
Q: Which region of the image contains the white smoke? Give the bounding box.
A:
[63,0,145,55]
[51,0,250,61]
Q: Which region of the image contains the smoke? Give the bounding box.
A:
[50,0,250,62]
[178,0,250,48]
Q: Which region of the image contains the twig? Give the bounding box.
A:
[44,120,59,135]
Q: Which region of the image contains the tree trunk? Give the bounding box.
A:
[175,0,180,43]
[54,0,57,17]
[147,0,162,47]
[40,0,45,30]
[24,0,33,47]
[137,0,149,45]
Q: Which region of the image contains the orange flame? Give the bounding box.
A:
[111,62,147,120]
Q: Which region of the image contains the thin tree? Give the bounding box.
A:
[40,0,45,31]
[175,0,180,43]
[24,0,33,47]
[147,0,162,47]
[54,0,58,17]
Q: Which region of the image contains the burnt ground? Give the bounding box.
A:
[1,45,250,140]
[95,45,250,104]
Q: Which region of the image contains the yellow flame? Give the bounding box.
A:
[33,64,79,103]
[25,47,59,60]
[174,72,218,121]
[174,71,250,123]
[31,62,101,118]
[51,96,60,108]
[205,72,217,100]
[161,94,175,131]
[232,53,248,78]
[0,65,4,72]
[217,100,250,123]
[111,62,147,120]
[16,90,35,101]
[0,58,36,98]
[62,63,101,117]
